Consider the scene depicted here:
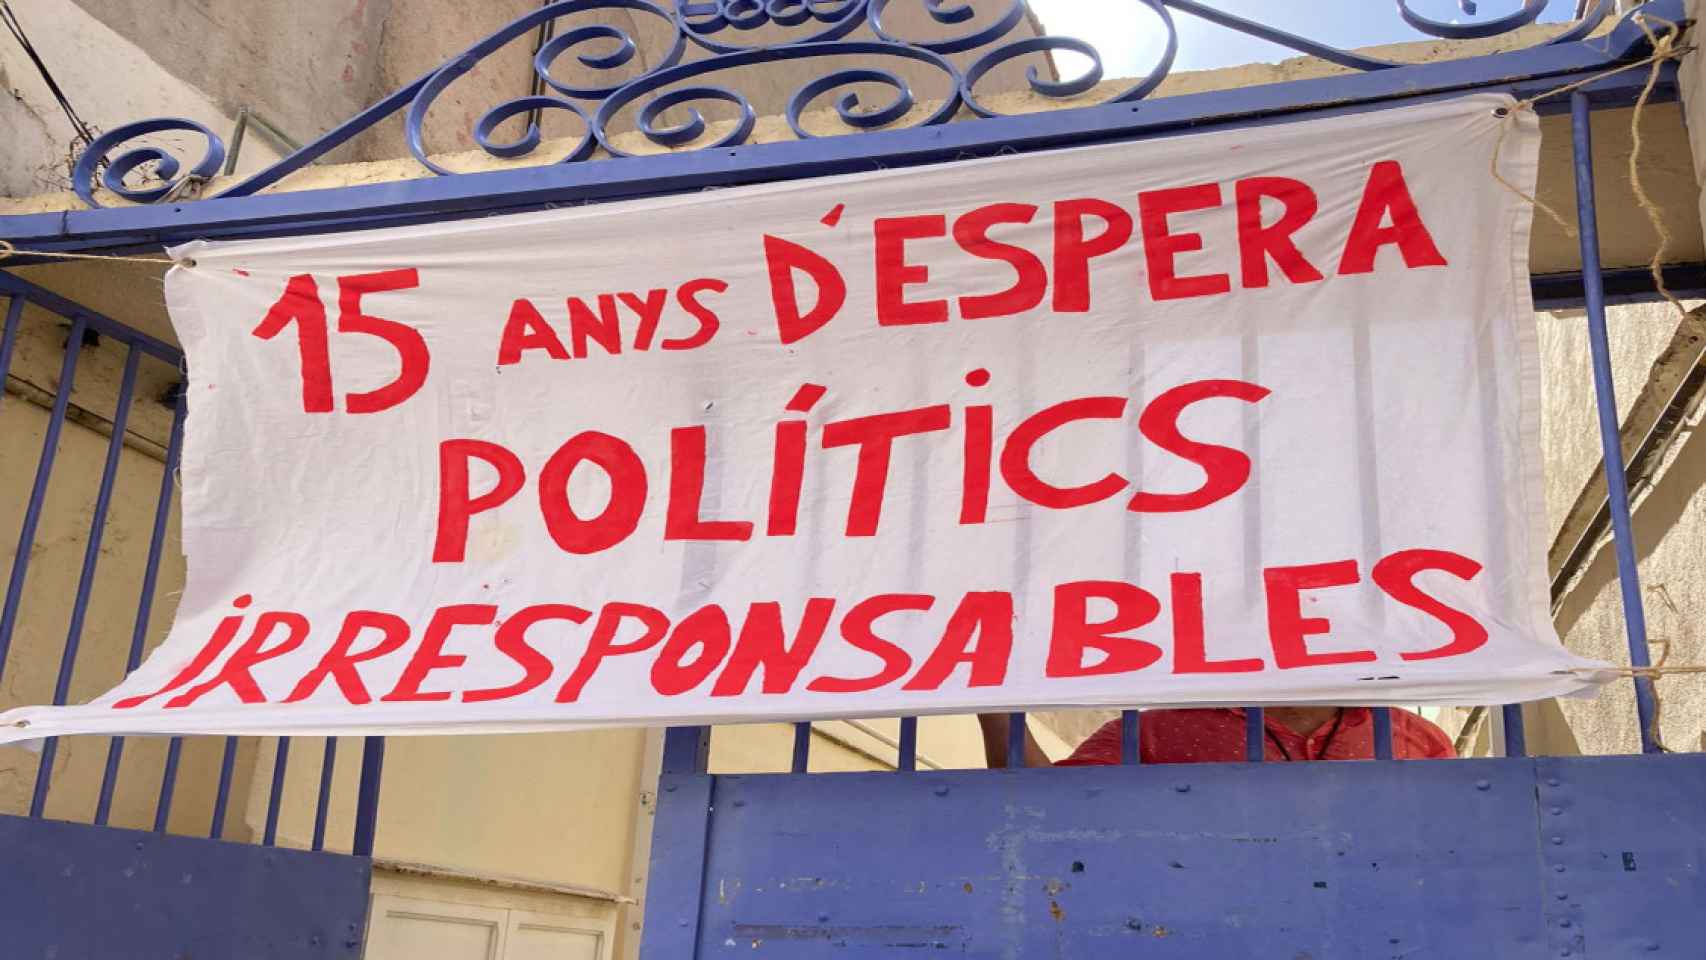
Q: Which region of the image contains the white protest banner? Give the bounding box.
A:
[0,94,1604,744]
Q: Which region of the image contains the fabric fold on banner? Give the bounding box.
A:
[0,93,1605,744]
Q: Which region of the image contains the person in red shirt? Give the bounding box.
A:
[978,706,1456,768]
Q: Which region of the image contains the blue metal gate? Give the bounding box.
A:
[1,2,1702,958]
[0,271,381,957]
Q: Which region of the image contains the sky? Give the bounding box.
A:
[1025,0,1583,78]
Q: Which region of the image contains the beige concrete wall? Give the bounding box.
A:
[1540,302,1706,756]
[68,0,390,155]
[1533,2,1706,757]
[0,371,206,831]
[251,729,650,888]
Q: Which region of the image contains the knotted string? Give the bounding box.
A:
[1490,12,1691,316]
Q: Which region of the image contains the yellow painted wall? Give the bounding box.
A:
[0,383,222,834]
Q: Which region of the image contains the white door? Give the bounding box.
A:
[504,910,605,960]
[367,896,509,960]
[366,886,615,960]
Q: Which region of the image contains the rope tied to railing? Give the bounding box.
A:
[1562,641,1706,751]
[0,238,178,266]
[1490,11,1692,316]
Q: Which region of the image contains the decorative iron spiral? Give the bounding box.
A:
[67,0,1642,207]
[71,119,225,209]
[406,0,682,174]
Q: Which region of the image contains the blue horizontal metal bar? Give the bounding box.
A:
[0,272,182,365]
[30,345,141,819]
[0,35,1674,257]
[0,314,86,686]
[1531,264,1706,311]
[264,737,291,846]
[1573,90,1660,754]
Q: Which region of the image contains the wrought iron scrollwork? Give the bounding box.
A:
[678,0,868,51]
[69,0,1640,208]
[71,118,225,209]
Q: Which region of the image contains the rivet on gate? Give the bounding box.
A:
[1559,919,1571,928]
[1174,784,1190,793]
[933,785,950,797]
[1554,865,1567,873]
[1551,807,1564,816]
[1555,892,1568,900]
[732,798,745,808]
[1547,777,1561,787]
[1552,836,1564,846]
[1475,779,1491,791]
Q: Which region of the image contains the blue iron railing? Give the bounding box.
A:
[65,0,1623,210]
[0,270,385,855]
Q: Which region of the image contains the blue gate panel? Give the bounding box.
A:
[1533,757,1706,958]
[0,813,372,959]
[686,756,1706,959]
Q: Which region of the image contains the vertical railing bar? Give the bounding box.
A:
[31,345,140,819]
[896,717,918,772]
[1570,90,1659,753]
[154,737,183,833]
[0,295,24,406]
[25,737,60,817]
[789,722,811,774]
[1501,704,1528,757]
[1245,707,1265,762]
[1119,710,1140,766]
[352,736,386,857]
[92,748,121,827]
[1006,712,1027,768]
[312,737,337,852]
[263,737,291,846]
[1373,707,1394,761]
[104,393,188,819]
[0,315,87,683]
[209,736,239,839]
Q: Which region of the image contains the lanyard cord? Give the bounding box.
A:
[1264,708,1347,762]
